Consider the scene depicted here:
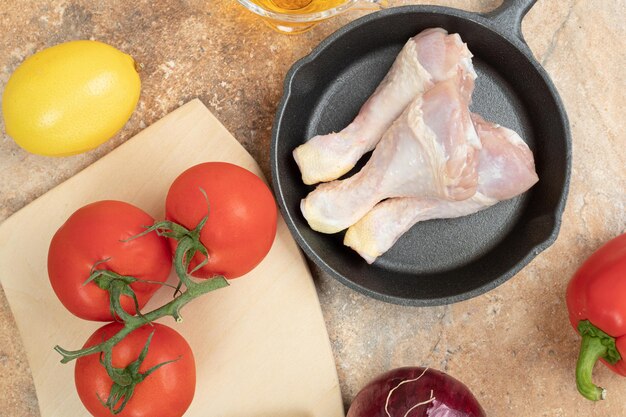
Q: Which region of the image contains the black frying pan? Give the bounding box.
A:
[270,0,571,306]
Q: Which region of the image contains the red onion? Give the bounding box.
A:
[347,367,486,417]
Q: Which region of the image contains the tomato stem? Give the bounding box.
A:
[54,274,228,363]
[86,267,171,323]
[97,330,182,415]
[109,280,143,323]
[128,217,211,298]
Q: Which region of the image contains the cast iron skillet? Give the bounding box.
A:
[270,0,571,306]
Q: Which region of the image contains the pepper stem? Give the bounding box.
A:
[576,333,607,401]
[575,320,621,401]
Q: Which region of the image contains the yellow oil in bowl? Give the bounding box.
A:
[255,0,346,13]
[237,0,386,34]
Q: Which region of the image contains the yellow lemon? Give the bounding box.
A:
[2,40,140,156]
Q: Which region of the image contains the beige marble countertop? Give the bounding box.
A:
[1,0,625,416]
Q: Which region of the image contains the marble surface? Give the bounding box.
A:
[0,0,625,416]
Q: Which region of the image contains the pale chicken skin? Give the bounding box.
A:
[344,114,539,263]
[300,76,481,234]
[293,27,476,185]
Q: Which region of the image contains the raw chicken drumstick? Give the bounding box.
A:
[344,114,539,263]
[300,76,480,234]
[293,27,476,185]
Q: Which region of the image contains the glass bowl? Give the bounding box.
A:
[236,0,387,34]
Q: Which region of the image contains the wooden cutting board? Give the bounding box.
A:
[0,99,345,417]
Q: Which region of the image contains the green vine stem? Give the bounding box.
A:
[54,273,228,363]
[85,266,179,323]
[142,216,210,289]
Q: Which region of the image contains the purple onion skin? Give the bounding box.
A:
[347,367,486,417]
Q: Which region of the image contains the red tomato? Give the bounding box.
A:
[75,322,195,417]
[165,162,277,279]
[48,201,172,321]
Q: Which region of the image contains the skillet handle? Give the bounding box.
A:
[483,0,537,47]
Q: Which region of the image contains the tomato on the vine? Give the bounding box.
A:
[75,322,195,417]
[165,162,277,279]
[47,200,172,321]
